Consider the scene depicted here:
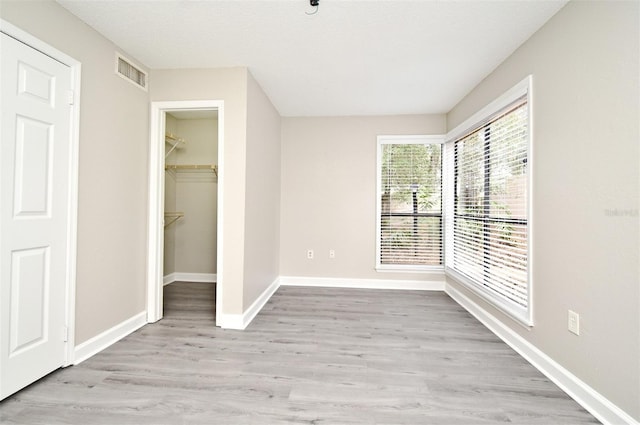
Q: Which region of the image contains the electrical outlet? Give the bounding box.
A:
[568,310,580,335]
[329,249,335,259]
[307,249,314,259]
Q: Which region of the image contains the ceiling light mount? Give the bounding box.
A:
[306,0,319,15]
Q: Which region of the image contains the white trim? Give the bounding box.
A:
[242,277,280,328]
[445,284,638,425]
[73,312,146,365]
[443,75,533,327]
[214,275,445,330]
[279,276,444,291]
[65,61,81,367]
[376,135,446,145]
[526,76,535,327]
[0,20,81,367]
[146,102,166,323]
[376,264,444,273]
[445,268,530,328]
[163,273,174,286]
[146,100,224,326]
[215,313,244,330]
[215,105,225,327]
[217,277,280,330]
[163,272,217,286]
[0,20,78,65]
[446,75,532,142]
[215,275,445,329]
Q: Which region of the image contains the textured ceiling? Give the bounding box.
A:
[56,0,567,116]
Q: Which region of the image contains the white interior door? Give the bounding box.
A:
[1,32,73,399]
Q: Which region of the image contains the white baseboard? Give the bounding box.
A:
[216,312,244,330]
[279,276,444,291]
[163,272,216,285]
[215,275,443,329]
[217,277,281,330]
[445,284,638,425]
[73,311,147,365]
[163,273,174,285]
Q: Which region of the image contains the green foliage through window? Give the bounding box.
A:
[447,98,529,310]
[379,141,442,266]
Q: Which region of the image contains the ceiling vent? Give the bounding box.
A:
[115,53,147,91]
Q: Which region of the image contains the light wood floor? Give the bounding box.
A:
[0,282,599,424]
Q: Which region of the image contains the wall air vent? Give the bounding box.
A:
[115,53,147,91]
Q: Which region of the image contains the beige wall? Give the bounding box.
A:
[446,1,639,419]
[1,0,150,344]
[171,118,218,164]
[150,68,247,314]
[6,2,637,417]
[280,115,446,283]
[172,117,218,275]
[152,69,282,313]
[243,72,282,309]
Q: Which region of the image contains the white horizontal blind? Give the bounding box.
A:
[446,96,529,313]
[378,139,442,268]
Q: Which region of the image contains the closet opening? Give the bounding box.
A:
[147,100,225,327]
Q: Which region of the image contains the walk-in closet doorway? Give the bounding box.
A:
[147,100,225,326]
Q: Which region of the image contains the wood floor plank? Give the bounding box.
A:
[0,282,599,424]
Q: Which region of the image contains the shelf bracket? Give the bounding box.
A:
[164,212,184,228]
[165,133,186,159]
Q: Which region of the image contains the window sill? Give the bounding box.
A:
[445,267,533,328]
[376,265,444,273]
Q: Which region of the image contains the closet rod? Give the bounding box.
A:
[165,132,185,142]
[165,164,218,176]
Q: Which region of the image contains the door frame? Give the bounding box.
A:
[0,19,81,366]
[147,100,225,325]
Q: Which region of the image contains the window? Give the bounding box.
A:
[376,136,444,271]
[444,76,532,324]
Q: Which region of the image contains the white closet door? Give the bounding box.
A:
[1,32,73,400]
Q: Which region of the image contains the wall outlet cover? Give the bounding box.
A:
[568,310,580,335]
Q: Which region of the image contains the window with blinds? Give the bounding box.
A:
[444,77,531,324]
[376,136,443,270]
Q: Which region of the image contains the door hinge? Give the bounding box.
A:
[62,326,69,342]
[66,90,74,105]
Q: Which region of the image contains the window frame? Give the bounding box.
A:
[376,135,445,273]
[444,76,533,326]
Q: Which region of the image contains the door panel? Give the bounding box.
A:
[18,61,55,106]
[10,247,49,356]
[14,116,53,216]
[1,32,73,400]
